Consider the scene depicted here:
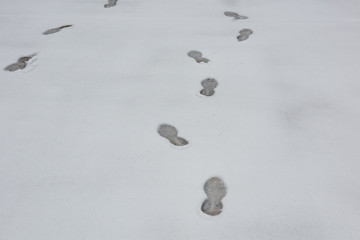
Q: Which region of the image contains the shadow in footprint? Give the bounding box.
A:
[4,54,36,72]
[104,0,117,8]
[201,177,227,216]
[224,11,248,20]
[200,78,218,97]
[43,25,73,35]
[188,51,209,63]
[237,28,253,41]
[158,124,189,147]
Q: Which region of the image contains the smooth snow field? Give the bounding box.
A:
[1,0,360,239]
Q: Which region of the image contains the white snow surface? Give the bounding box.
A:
[1,0,360,239]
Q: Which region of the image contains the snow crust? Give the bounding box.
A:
[1,0,360,239]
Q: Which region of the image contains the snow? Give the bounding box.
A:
[1,0,360,239]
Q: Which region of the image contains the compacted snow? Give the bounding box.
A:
[1,0,360,239]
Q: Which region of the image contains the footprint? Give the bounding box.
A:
[187,51,210,63]
[104,0,117,8]
[157,124,189,147]
[224,11,248,20]
[200,78,218,97]
[4,54,36,72]
[43,25,73,35]
[201,177,227,216]
[237,28,253,41]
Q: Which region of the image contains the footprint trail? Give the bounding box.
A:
[200,78,218,97]
[43,25,73,35]
[237,28,253,41]
[104,0,117,8]
[158,124,189,147]
[4,54,37,72]
[188,51,210,63]
[224,11,248,20]
[201,177,227,216]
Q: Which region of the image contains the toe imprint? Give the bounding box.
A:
[200,78,218,97]
[201,177,227,216]
[188,50,210,63]
[158,124,189,147]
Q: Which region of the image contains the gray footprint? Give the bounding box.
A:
[158,124,189,147]
[4,54,36,72]
[188,51,210,63]
[201,177,227,216]
[200,78,218,97]
[237,28,253,41]
[104,0,117,8]
[224,11,248,20]
[43,25,73,35]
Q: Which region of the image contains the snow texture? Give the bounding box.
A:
[1,0,360,239]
